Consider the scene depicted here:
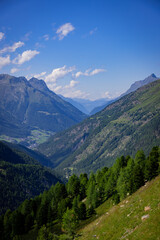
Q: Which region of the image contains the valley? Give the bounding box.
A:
[38,79,160,176]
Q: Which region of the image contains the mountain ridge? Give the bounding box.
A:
[90,73,158,115]
[38,79,160,175]
[0,74,86,147]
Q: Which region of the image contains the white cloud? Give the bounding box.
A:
[34,71,46,79]
[103,91,121,99]
[43,34,49,41]
[61,89,89,99]
[90,68,106,75]
[0,32,5,41]
[56,23,75,40]
[0,41,24,54]
[75,68,106,78]
[104,91,112,99]
[45,65,75,84]
[65,80,78,89]
[0,55,11,69]
[54,85,62,92]
[10,68,19,74]
[13,50,39,65]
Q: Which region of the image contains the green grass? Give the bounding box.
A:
[30,129,54,144]
[76,176,160,240]
[0,129,54,146]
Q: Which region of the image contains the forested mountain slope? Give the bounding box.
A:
[0,141,60,215]
[38,79,160,175]
[0,146,159,239]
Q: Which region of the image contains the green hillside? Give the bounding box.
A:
[38,79,160,175]
[77,175,160,240]
[0,146,159,240]
[0,141,60,215]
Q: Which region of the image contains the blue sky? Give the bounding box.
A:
[0,0,160,100]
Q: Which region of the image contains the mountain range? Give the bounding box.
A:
[38,78,160,175]
[0,74,86,147]
[89,73,158,115]
[61,97,112,115]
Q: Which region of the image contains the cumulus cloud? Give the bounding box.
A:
[13,50,39,65]
[10,68,19,74]
[104,91,112,99]
[103,91,121,99]
[54,85,62,92]
[0,32,5,41]
[34,71,46,79]
[0,55,11,69]
[0,41,24,54]
[56,23,75,40]
[65,80,78,89]
[61,89,89,99]
[75,68,106,78]
[45,65,75,84]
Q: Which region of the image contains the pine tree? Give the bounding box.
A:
[145,147,159,181]
[67,174,80,198]
[79,202,87,220]
[62,208,79,237]
[37,225,53,240]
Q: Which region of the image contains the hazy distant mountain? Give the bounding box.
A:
[59,96,112,115]
[38,79,160,175]
[90,99,115,115]
[70,98,112,114]
[73,98,111,113]
[90,74,158,115]
[120,73,158,97]
[59,95,89,115]
[0,74,86,146]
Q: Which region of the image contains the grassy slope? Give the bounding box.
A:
[77,175,160,240]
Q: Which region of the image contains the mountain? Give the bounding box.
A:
[120,73,158,97]
[38,79,160,175]
[90,99,115,115]
[59,95,89,115]
[0,74,86,147]
[3,141,54,168]
[0,141,60,215]
[1,146,159,239]
[59,96,111,115]
[90,74,158,115]
[73,98,111,114]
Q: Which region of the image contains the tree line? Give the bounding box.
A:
[0,146,159,240]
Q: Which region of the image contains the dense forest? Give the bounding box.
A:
[0,141,60,215]
[0,146,159,240]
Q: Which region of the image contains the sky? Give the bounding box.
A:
[0,0,160,100]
